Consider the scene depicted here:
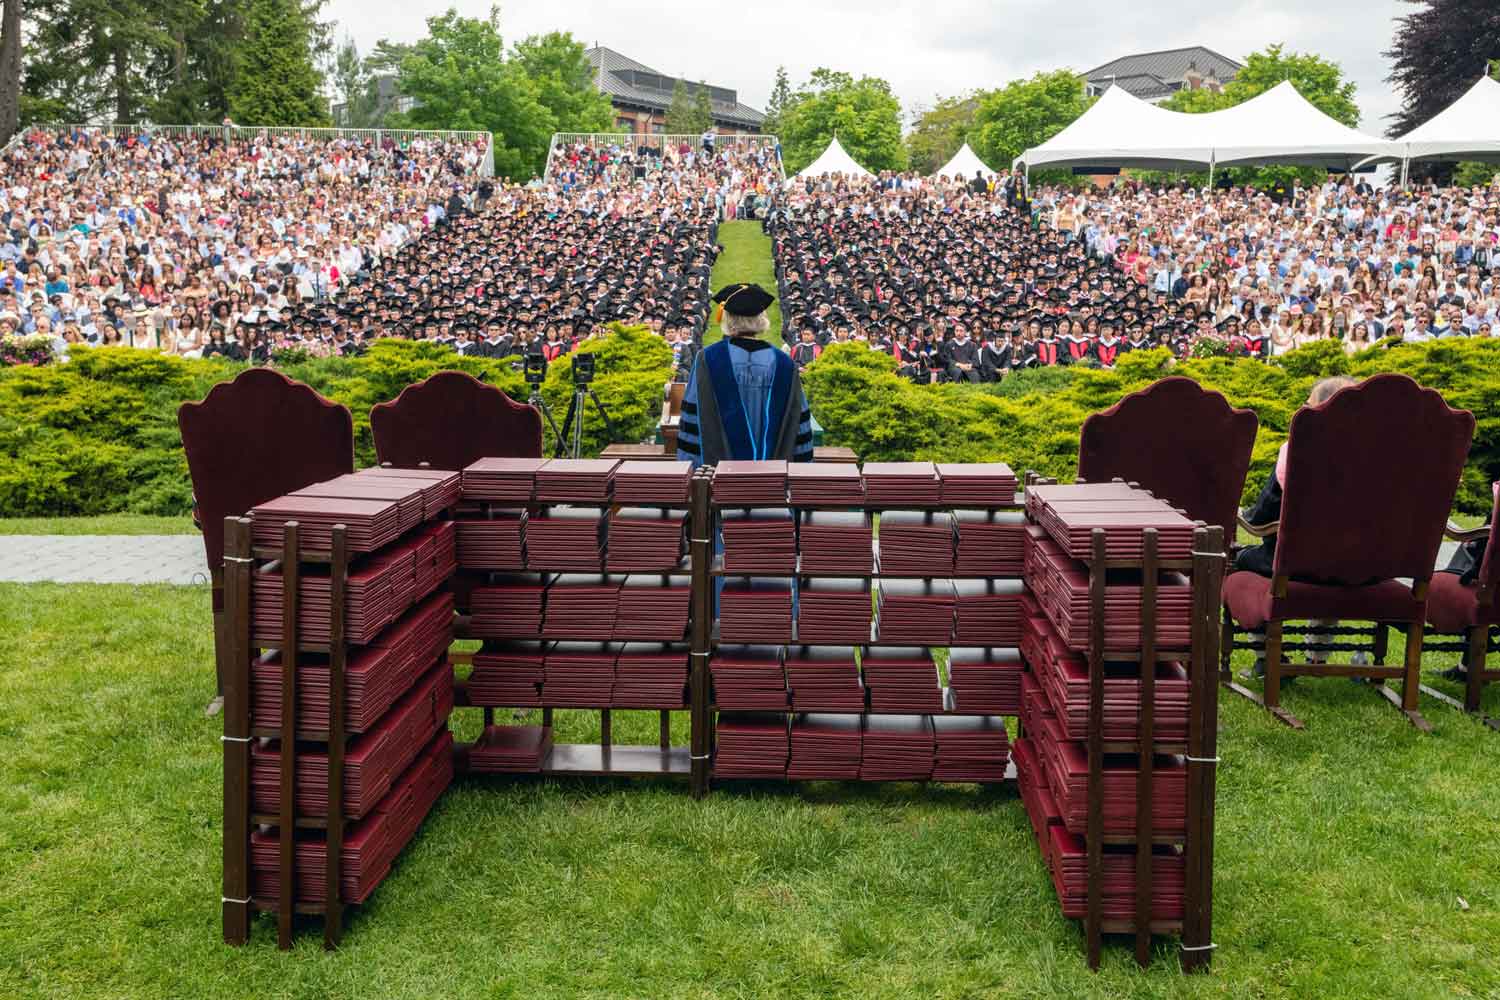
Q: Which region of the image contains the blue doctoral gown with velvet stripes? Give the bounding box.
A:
[677,337,813,468]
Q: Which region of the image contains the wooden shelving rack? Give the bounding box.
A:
[221,516,354,950]
[451,467,713,796]
[1016,494,1223,970]
[702,468,1026,786]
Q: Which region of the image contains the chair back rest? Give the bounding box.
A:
[370,371,542,470]
[1077,376,1258,540]
[664,381,686,417]
[178,367,354,572]
[1276,373,1474,585]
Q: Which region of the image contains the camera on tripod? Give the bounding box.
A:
[572,352,596,385]
[522,348,548,385]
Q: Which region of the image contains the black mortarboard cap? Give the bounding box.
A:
[712,283,775,317]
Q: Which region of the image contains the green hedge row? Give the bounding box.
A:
[0,326,672,517]
[802,337,1500,516]
[4,330,1495,519]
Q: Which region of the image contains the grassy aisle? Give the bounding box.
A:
[705,220,782,346]
[0,514,197,535]
[2,583,1498,998]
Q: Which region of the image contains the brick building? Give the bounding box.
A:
[584,46,765,136]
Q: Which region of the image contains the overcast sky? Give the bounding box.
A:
[324,0,1411,132]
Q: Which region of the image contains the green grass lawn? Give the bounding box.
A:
[0,514,197,536]
[705,220,782,347]
[2,583,1498,997]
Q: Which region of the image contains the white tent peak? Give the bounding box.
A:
[1393,74,1500,164]
[934,142,995,179]
[1015,78,1396,172]
[794,136,872,178]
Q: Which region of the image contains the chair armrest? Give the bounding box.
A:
[1238,510,1278,539]
[1445,519,1490,544]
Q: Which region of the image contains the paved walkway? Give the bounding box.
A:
[0,534,1463,587]
[0,535,209,585]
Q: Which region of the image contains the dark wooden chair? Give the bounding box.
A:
[1077,375,1258,547]
[178,368,354,702]
[1421,489,1500,728]
[1220,374,1474,731]
[370,371,542,470]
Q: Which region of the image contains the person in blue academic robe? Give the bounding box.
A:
[678,283,813,468]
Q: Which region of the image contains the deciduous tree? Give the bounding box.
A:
[511,31,615,135]
[391,6,551,178]
[779,68,904,173]
[968,70,1092,183]
[226,0,329,124]
[905,92,982,175]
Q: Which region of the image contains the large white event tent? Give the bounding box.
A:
[1015,81,1398,179]
[1376,75,1500,181]
[933,142,996,179]
[794,136,873,179]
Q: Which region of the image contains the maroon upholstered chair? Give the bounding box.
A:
[1422,488,1500,724]
[178,368,354,699]
[1221,374,1474,730]
[1077,376,1257,546]
[370,370,542,470]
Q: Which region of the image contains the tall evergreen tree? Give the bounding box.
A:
[330,32,375,126]
[152,0,236,123]
[0,0,22,142]
[226,0,329,124]
[692,80,714,133]
[761,64,791,137]
[22,0,181,122]
[663,78,695,134]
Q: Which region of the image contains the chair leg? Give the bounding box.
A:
[207,608,228,716]
[1261,622,1305,728]
[1386,620,1434,733]
[1464,626,1486,714]
[1372,622,1389,666]
[1264,620,1283,708]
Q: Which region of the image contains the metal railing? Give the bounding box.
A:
[544,132,783,182]
[5,123,496,177]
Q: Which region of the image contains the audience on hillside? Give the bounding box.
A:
[547,138,782,222]
[768,168,1499,381]
[0,131,789,365]
[5,122,1496,377]
[0,126,486,357]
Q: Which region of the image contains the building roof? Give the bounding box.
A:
[1104,73,1177,102]
[1084,46,1243,90]
[585,47,765,129]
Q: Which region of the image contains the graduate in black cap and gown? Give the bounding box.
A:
[678,283,813,467]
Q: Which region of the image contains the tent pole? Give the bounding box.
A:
[1207,153,1215,191]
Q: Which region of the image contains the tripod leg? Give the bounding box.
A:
[586,388,621,444]
[572,389,587,460]
[531,392,563,445]
[553,392,580,458]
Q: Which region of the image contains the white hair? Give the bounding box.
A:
[723,312,770,336]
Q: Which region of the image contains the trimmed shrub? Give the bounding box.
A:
[0,324,671,517]
[803,338,1500,515]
